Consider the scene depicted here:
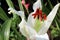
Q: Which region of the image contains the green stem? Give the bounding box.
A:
[6,0,14,8]
[18,0,24,11]
[26,9,29,14]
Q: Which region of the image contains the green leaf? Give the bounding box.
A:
[6,0,14,8]
[47,0,53,9]
[55,20,60,30]
[51,29,59,38]
[0,24,2,31]
[18,0,24,11]
[0,34,3,40]
[42,0,50,15]
[42,6,50,15]
[1,19,12,40]
[0,7,9,21]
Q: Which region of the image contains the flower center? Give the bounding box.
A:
[32,9,47,21]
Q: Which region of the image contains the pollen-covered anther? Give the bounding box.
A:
[32,9,47,21]
[43,14,47,20]
[32,9,40,18]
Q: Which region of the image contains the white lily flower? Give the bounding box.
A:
[33,0,42,11]
[8,0,60,40]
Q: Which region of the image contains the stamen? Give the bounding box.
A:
[43,14,47,20]
[32,9,40,18]
[32,9,47,21]
[39,9,42,21]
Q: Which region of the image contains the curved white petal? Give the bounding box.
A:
[38,3,60,34]
[8,8,25,19]
[25,25,37,39]
[8,8,17,14]
[19,18,26,29]
[31,33,49,40]
[18,11,25,19]
[19,18,28,37]
[19,18,37,38]
[33,0,42,11]
[27,12,36,27]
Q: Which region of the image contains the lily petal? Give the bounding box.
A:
[32,33,49,40]
[38,3,60,34]
[33,0,42,11]
[19,18,37,39]
[19,18,28,37]
[18,11,25,19]
[8,8,25,19]
[27,12,36,27]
